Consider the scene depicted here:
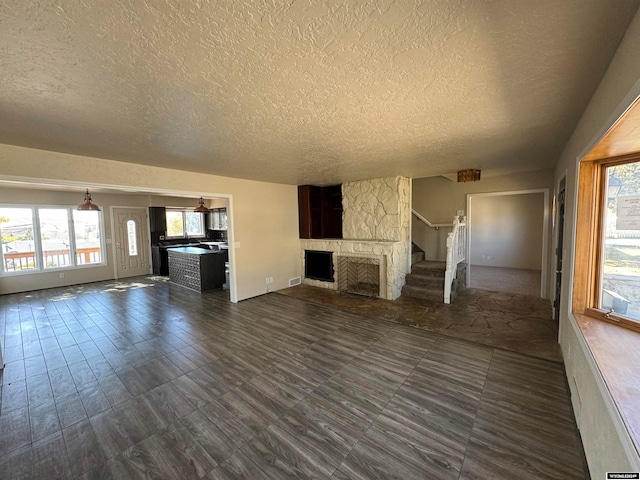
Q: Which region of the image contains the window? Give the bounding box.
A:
[166,210,204,238]
[600,162,640,321]
[0,207,37,272]
[166,211,184,237]
[186,212,204,236]
[126,220,138,256]
[73,210,103,265]
[39,209,71,268]
[574,156,640,331]
[0,205,105,275]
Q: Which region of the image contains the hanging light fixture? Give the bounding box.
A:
[194,197,209,213]
[77,189,101,211]
[457,169,481,183]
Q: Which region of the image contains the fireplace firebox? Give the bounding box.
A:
[304,250,334,282]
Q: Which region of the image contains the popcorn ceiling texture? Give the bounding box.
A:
[302,176,410,299]
[0,1,637,185]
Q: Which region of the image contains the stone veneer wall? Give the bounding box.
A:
[301,176,411,300]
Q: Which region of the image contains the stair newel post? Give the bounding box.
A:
[444,230,455,304]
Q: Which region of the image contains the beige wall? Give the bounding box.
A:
[469,192,544,270]
[0,144,301,302]
[553,9,640,477]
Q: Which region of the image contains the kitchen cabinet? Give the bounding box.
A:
[167,247,225,291]
[298,184,342,239]
[149,207,167,233]
[151,246,169,275]
[207,208,228,230]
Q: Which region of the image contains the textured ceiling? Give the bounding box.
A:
[0,1,638,186]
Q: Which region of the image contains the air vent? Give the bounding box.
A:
[289,277,301,286]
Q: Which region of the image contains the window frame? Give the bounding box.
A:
[574,153,640,333]
[0,204,107,276]
[165,209,205,239]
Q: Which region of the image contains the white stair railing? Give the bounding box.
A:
[411,209,453,229]
[444,215,467,304]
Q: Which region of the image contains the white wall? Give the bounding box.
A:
[0,144,301,302]
[554,9,640,478]
[469,192,544,269]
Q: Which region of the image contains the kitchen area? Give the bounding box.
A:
[149,201,230,292]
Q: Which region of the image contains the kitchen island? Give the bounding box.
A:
[167,247,226,292]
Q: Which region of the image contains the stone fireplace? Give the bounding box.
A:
[300,176,410,300]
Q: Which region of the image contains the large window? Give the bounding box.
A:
[600,162,640,321]
[0,208,37,272]
[39,209,71,268]
[0,205,105,275]
[166,210,205,238]
[73,210,103,265]
[574,156,640,331]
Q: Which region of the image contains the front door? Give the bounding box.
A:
[553,179,566,321]
[113,207,150,279]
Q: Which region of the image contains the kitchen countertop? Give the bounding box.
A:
[166,247,221,255]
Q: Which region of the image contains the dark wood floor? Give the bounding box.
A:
[0,276,587,479]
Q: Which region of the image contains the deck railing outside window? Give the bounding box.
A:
[3,247,102,272]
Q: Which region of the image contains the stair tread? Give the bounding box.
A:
[405,275,444,286]
[412,260,446,269]
[402,284,442,294]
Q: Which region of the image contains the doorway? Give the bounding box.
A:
[466,189,549,298]
[112,207,150,279]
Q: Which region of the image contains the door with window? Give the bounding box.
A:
[113,208,149,278]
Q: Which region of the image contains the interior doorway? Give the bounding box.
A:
[466,189,549,298]
[112,207,151,279]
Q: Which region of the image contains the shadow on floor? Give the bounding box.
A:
[277,284,561,363]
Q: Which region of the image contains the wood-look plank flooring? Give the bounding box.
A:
[0,276,587,479]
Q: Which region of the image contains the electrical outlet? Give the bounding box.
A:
[59,273,64,278]
[268,277,274,284]
[481,255,486,260]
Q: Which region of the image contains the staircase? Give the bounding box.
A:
[402,260,446,302]
[407,213,467,304]
[411,242,425,265]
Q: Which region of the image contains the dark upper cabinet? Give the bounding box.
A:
[149,207,166,233]
[298,184,342,239]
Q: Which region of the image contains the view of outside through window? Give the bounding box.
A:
[166,211,184,237]
[39,209,71,268]
[166,211,204,238]
[73,210,102,265]
[186,212,204,236]
[0,208,37,271]
[601,161,640,321]
[127,220,138,256]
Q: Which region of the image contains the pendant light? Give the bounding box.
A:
[194,197,209,213]
[457,169,481,183]
[77,189,101,211]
